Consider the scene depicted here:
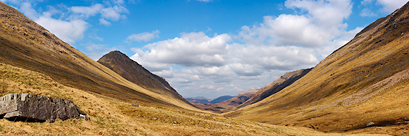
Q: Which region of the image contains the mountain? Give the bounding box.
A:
[210,95,234,103]
[0,2,196,111]
[235,68,312,109]
[186,97,210,103]
[225,1,409,134]
[0,2,369,135]
[97,51,188,102]
[192,90,258,113]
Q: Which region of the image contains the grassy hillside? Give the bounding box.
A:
[235,68,312,110]
[0,2,196,111]
[225,1,409,135]
[0,62,364,135]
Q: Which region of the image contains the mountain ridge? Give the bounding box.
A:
[225,1,409,134]
[235,68,312,110]
[0,2,198,111]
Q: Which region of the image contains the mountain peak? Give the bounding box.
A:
[106,50,127,57]
[97,50,187,101]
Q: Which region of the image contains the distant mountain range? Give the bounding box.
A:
[188,90,257,113]
[210,95,234,103]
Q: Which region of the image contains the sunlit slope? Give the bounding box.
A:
[0,62,369,136]
[0,2,197,111]
[235,68,312,110]
[226,1,409,134]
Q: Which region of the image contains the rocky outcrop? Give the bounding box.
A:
[0,93,89,122]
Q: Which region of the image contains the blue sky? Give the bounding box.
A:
[1,0,408,99]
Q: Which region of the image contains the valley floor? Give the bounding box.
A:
[0,63,392,135]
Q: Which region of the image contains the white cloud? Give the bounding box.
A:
[20,2,38,19]
[126,30,160,42]
[130,31,320,99]
[5,0,130,44]
[361,0,373,5]
[130,0,361,99]
[377,0,407,12]
[36,16,88,43]
[70,2,128,26]
[130,32,232,70]
[99,18,111,26]
[13,2,88,44]
[238,0,352,47]
[100,5,128,21]
[360,8,377,17]
[70,4,104,18]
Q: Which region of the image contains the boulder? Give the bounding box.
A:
[0,93,89,122]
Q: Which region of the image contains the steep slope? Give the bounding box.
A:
[210,95,234,103]
[97,51,191,105]
[0,2,197,111]
[0,62,340,135]
[226,1,409,134]
[192,90,258,113]
[236,68,312,109]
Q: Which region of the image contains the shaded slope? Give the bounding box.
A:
[236,68,312,110]
[97,51,191,104]
[226,1,409,134]
[0,2,197,111]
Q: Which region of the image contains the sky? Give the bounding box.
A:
[1,0,408,99]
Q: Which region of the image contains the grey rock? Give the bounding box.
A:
[173,121,180,124]
[131,104,139,107]
[366,121,375,126]
[0,93,89,123]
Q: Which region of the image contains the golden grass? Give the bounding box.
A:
[0,62,382,135]
[0,1,198,113]
[224,3,409,135]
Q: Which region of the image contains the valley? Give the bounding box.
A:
[1,0,409,135]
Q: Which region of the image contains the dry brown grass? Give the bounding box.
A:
[0,1,198,113]
[0,62,371,135]
[224,2,409,135]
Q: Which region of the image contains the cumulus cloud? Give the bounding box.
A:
[126,30,160,42]
[130,31,320,95]
[129,0,362,99]
[377,0,407,12]
[130,32,232,70]
[12,2,88,44]
[238,0,352,47]
[69,2,128,26]
[360,8,377,17]
[361,0,373,5]
[6,0,130,43]
[99,18,111,26]
[36,17,88,43]
[70,4,104,18]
